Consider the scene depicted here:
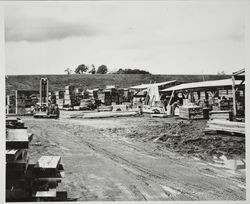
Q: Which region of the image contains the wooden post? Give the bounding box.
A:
[15,90,18,115]
[232,75,237,116]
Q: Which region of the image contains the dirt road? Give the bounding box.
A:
[23,114,246,201]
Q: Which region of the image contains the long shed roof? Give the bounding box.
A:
[161,78,243,92]
[130,80,177,90]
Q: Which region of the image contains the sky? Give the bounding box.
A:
[4,1,247,75]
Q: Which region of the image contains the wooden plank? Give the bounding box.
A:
[32,189,57,198]
[6,129,29,149]
[37,156,61,169]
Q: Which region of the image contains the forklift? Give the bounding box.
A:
[33,78,60,119]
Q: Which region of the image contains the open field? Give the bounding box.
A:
[5,74,229,95]
[23,111,245,201]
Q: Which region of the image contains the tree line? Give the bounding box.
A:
[64,64,151,75]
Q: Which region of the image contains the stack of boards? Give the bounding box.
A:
[6,118,67,202]
[179,106,203,120]
[204,120,245,135]
[209,110,232,121]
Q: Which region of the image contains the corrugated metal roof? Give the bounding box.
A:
[161,78,243,92]
[130,80,176,90]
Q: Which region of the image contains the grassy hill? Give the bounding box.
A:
[6,74,230,95]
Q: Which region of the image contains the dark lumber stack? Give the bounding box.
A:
[6,118,68,202]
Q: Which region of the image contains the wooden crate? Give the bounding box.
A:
[179,106,203,120]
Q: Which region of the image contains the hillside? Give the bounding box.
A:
[6,74,230,95]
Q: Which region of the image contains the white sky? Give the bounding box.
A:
[4,1,247,75]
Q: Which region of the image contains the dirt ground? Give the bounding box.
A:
[23,111,246,201]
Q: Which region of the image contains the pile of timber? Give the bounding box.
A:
[204,120,245,135]
[209,110,232,121]
[179,105,203,120]
[6,119,67,202]
[80,99,94,110]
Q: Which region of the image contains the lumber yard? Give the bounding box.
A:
[5,69,246,201]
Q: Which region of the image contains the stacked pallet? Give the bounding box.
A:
[6,120,67,202]
[209,110,231,121]
[205,120,245,135]
[179,105,203,120]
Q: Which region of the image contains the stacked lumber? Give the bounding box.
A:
[56,99,64,109]
[31,156,67,201]
[209,110,232,121]
[80,99,94,110]
[179,105,203,120]
[6,119,68,202]
[204,120,245,135]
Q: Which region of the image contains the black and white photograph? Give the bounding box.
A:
[3,0,248,202]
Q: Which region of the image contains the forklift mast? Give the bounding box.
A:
[40,78,49,106]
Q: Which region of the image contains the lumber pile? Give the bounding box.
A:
[80,99,95,110]
[209,110,232,121]
[204,120,245,135]
[179,105,203,120]
[6,119,67,202]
